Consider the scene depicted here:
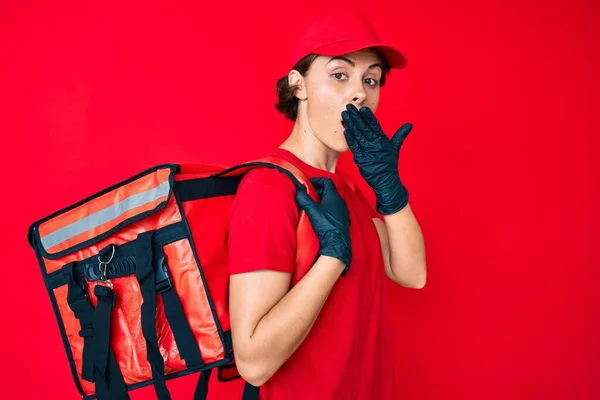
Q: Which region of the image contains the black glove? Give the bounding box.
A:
[295,177,352,276]
[342,104,412,215]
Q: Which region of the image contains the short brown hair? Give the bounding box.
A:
[274,49,392,121]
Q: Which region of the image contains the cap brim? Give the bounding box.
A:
[313,39,408,69]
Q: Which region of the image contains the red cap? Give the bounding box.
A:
[289,11,408,71]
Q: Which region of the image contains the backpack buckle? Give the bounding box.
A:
[154,256,172,293]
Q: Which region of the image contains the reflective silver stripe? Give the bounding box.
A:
[41,180,171,251]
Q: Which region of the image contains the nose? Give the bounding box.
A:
[350,84,367,107]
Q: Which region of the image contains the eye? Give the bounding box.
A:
[332,72,348,81]
[364,78,380,87]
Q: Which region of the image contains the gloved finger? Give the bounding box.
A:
[295,185,320,220]
[391,123,413,152]
[359,107,385,139]
[342,111,369,149]
[309,177,336,201]
[343,127,359,153]
[345,104,371,140]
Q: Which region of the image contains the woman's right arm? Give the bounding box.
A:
[229,255,345,386]
[228,172,352,387]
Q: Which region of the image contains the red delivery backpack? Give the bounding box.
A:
[27,157,320,400]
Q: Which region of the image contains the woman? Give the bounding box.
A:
[227,10,427,400]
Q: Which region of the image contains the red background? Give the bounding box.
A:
[1,0,599,399]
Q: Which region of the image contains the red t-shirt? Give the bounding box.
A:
[228,148,396,400]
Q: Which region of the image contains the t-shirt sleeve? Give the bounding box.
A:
[228,167,299,275]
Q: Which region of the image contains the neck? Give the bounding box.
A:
[279,119,340,173]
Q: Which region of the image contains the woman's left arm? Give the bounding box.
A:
[341,104,427,289]
[372,204,427,289]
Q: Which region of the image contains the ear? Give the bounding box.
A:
[288,69,307,101]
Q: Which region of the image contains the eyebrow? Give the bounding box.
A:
[327,56,382,70]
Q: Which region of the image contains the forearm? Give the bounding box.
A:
[383,203,427,288]
[238,256,344,384]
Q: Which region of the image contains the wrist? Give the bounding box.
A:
[316,254,348,276]
[374,181,409,215]
[318,241,351,276]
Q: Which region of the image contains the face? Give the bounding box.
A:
[291,49,384,153]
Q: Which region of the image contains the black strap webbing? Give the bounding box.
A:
[243,382,260,400]
[65,264,130,400]
[93,285,113,383]
[65,264,95,382]
[175,176,241,202]
[194,368,212,400]
[155,252,203,369]
[135,232,172,400]
[93,285,130,400]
